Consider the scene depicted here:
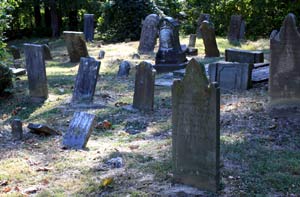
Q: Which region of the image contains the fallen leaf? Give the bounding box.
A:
[3,187,11,193]
[36,167,53,172]
[100,177,113,187]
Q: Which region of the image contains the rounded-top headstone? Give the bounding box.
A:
[117,61,131,77]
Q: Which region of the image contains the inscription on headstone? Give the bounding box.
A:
[71,57,100,105]
[138,14,160,54]
[84,14,94,42]
[62,112,96,149]
[172,58,220,192]
[133,61,156,111]
[24,43,48,102]
[269,13,300,108]
[63,31,89,62]
[200,21,220,57]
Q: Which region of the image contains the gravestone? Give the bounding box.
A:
[71,57,100,105]
[225,48,264,63]
[10,45,21,59]
[155,17,187,72]
[24,43,48,102]
[28,123,61,135]
[188,34,197,48]
[43,44,52,60]
[196,14,210,38]
[117,60,131,77]
[208,61,252,90]
[63,31,89,62]
[11,119,23,140]
[138,14,160,54]
[228,15,245,43]
[172,58,220,192]
[98,50,105,59]
[133,61,156,111]
[62,112,96,149]
[200,21,220,57]
[84,14,94,42]
[269,13,300,108]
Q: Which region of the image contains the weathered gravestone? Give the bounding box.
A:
[98,50,105,59]
[172,58,220,192]
[133,61,156,111]
[225,48,264,63]
[138,14,160,54]
[71,57,100,105]
[228,15,245,43]
[208,61,252,90]
[269,13,300,108]
[117,60,131,77]
[11,119,23,140]
[43,44,52,60]
[188,34,197,48]
[200,21,220,57]
[62,112,96,149]
[84,14,94,42]
[10,45,21,59]
[155,17,187,72]
[63,31,89,62]
[196,13,210,38]
[24,43,48,102]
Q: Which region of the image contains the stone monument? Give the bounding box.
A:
[228,15,245,43]
[196,13,211,38]
[63,31,89,62]
[84,14,94,42]
[200,20,220,57]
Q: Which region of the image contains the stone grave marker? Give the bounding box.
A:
[84,14,94,42]
[225,48,264,63]
[63,31,89,62]
[188,34,197,48]
[117,60,131,77]
[228,15,245,43]
[98,50,105,59]
[24,43,48,102]
[200,21,220,57]
[172,58,220,192]
[43,44,52,60]
[155,17,187,72]
[71,57,100,105]
[62,112,96,149]
[196,13,210,38]
[133,61,156,111]
[269,13,300,108]
[138,14,160,54]
[208,61,252,90]
[11,119,23,140]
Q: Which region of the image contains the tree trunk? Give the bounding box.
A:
[44,5,51,27]
[68,9,78,31]
[34,1,42,28]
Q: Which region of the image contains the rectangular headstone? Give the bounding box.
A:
[24,43,48,102]
[225,48,264,63]
[188,34,197,48]
[208,61,252,90]
[63,31,89,62]
[172,59,220,192]
[133,61,156,111]
[71,57,100,105]
[11,119,23,140]
[62,112,96,149]
[84,14,94,42]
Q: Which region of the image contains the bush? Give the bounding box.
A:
[0,64,12,94]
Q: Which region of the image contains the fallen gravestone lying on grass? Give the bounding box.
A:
[28,123,61,136]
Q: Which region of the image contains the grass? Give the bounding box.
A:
[1,35,299,196]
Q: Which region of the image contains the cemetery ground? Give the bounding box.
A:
[0,37,300,196]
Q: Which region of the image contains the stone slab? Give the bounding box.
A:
[225,48,264,63]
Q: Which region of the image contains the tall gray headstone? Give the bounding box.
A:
[63,112,96,149]
[208,61,252,90]
[225,48,264,63]
[196,13,210,38]
[84,14,94,42]
[228,15,245,43]
[24,43,48,102]
[172,58,220,192]
[269,13,300,108]
[200,21,220,57]
[63,31,89,62]
[133,61,156,111]
[71,57,100,105]
[188,34,197,48]
[138,14,160,54]
[11,119,23,140]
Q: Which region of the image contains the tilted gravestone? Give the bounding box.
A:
[228,15,245,43]
[63,31,89,62]
[225,48,264,63]
[11,119,23,140]
[43,44,52,60]
[138,14,160,54]
[62,112,96,149]
[117,60,131,77]
[196,13,210,38]
[200,21,220,57]
[84,14,94,42]
[71,57,100,105]
[172,58,220,192]
[269,13,300,108]
[208,61,252,90]
[133,61,156,111]
[24,43,48,102]
[155,17,187,72]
